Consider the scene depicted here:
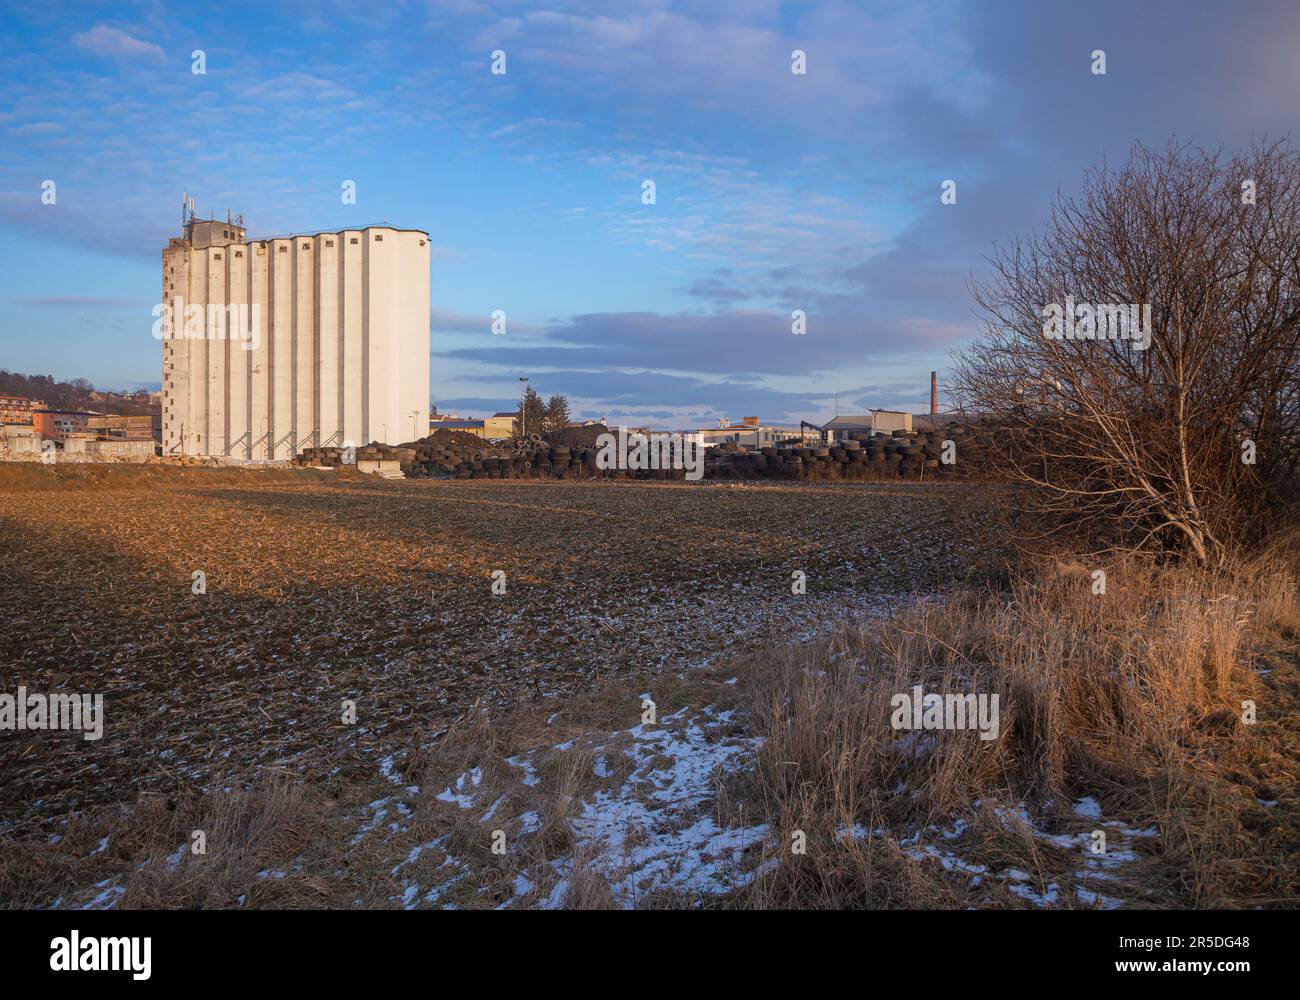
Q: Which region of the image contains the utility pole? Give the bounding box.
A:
[519,376,529,437]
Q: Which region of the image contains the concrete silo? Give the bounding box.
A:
[161,206,430,460]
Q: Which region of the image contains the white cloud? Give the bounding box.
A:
[71,25,166,61]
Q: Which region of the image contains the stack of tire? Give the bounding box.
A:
[298,420,997,482]
[706,425,973,481]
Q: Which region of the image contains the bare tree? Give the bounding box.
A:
[953,140,1300,564]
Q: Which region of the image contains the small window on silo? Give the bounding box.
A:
[235,250,243,258]
[419,239,426,246]
[214,253,221,260]
[279,245,287,252]
[350,237,358,244]
[303,242,311,250]
[325,239,334,247]
[374,234,384,241]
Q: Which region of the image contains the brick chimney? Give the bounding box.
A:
[930,371,938,414]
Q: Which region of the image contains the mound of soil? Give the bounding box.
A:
[546,424,610,448]
[402,428,490,449]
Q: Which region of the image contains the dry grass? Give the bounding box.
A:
[0,774,335,909]
[735,545,1300,908]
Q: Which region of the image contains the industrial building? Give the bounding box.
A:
[161,202,430,460]
[698,416,803,449]
[823,410,913,442]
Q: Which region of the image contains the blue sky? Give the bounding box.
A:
[2,0,1297,427]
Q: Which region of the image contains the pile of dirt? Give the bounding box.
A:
[418,428,493,449]
[546,424,610,448]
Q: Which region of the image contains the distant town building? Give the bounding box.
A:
[32,409,94,443]
[698,416,802,448]
[0,395,45,426]
[91,389,154,406]
[162,204,430,459]
[485,412,519,439]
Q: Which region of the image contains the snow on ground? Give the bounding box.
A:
[845,796,1155,908]
[352,702,769,909]
[349,706,1163,910]
[562,704,768,905]
[987,798,1154,908]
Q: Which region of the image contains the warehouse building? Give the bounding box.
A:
[484,412,518,439]
[823,410,914,442]
[161,203,430,460]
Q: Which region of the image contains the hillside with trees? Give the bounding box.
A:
[0,370,158,416]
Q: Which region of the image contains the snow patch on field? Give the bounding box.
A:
[346,702,1159,910]
[562,705,767,905]
[436,768,483,808]
[888,797,1157,908]
[367,702,769,909]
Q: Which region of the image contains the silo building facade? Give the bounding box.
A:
[160,209,430,459]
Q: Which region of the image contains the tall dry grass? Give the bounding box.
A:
[739,543,1300,908]
[0,774,331,909]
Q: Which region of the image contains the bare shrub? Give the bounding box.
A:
[953,139,1300,563]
